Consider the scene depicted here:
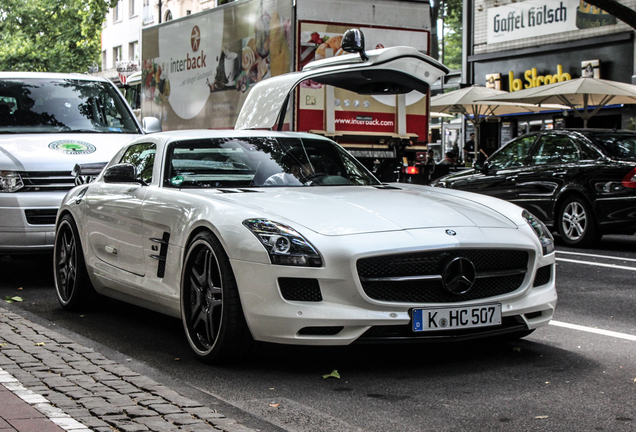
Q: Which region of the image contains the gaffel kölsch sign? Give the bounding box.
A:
[487,0,615,44]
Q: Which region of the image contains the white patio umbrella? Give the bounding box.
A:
[430,85,564,162]
[478,77,636,128]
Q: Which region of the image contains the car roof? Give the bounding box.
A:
[528,128,636,135]
[0,72,110,82]
[137,129,336,143]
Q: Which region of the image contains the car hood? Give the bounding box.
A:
[0,133,141,171]
[214,185,518,236]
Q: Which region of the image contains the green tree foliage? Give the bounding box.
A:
[438,0,462,71]
[0,0,118,73]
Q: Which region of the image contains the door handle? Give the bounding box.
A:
[506,176,517,181]
[552,172,567,176]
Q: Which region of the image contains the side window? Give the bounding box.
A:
[531,135,579,165]
[120,143,156,184]
[488,135,536,170]
[578,141,600,160]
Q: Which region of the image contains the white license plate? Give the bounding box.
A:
[412,304,502,332]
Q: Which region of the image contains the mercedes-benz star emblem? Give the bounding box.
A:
[445,229,456,236]
[442,257,476,295]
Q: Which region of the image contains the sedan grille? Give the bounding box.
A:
[20,171,75,192]
[357,249,529,303]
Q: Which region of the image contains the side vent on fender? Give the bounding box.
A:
[149,232,171,278]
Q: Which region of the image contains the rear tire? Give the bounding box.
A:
[53,214,98,311]
[558,196,600,247]
[181,231,253,364]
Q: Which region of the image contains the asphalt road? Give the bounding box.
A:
[1,234,636,432]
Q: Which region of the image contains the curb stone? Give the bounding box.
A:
[0,308,256,432]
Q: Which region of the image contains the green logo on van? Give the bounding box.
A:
[48,140,96,155]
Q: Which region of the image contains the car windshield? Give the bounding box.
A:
[164,136,381,188]
[0,78,140,134]
[587,132,636,161]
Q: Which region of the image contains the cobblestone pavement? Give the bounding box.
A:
[0,307,256,432]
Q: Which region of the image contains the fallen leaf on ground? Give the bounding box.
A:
[34,343,45,346]
[4,296,23,303]
[269,403,279,408]
[535,416,549,419]
[323,370,341,379]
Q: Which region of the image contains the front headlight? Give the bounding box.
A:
[0,171,24,193]
[243,219,322,267]
[522,210,554,255]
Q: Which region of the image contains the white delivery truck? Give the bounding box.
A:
[141,0,437,180]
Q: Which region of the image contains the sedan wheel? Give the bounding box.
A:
[181,231,253,363]
[53,214,97,310]
[558,196,600,247]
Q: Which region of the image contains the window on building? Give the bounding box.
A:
[129,41,139,61]
[130,0,137,17]
[142,0,153,24]
[113,46,122,68]
[165,10,173,21]
[186,10,191,15]
[102,50,107,71]
[113,0,123,22]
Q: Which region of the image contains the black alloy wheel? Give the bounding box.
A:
[53,214,97,310]
[181,231,253,363]
[558,195,600,247]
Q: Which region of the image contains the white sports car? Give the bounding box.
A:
[54,33,557,363]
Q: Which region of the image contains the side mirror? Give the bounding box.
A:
[142,116,162,134]
[474,161,491,173]
[341,29,369,62]
[103,163,143,184]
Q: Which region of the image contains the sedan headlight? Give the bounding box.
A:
[0,171,24,193]
[522,210,554,255]
[243,219,322,267]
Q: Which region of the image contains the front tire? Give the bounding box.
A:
[53,214,97,310]
[558,196,600,247]
[181,231,253,364]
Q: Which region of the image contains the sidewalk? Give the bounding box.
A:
[0,307,255,432]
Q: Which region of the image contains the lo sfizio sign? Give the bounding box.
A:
[487,0,614,44]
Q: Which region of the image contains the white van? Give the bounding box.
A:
[0,72,160,255]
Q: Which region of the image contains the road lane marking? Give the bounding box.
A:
[555,257,636,271]
[557,250,636,263]
[550,320,636,342]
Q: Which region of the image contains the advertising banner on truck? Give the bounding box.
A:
[141,0,293,130]
[296,22,429,141]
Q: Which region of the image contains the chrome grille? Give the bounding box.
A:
[357,249,529,303]
[20,171,75,191]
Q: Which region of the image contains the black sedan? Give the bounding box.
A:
[431,129,636,247]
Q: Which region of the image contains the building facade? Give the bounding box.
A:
[465,0,636,154]
[100,0,219,85]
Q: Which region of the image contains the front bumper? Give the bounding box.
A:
[0,191,67,254]
[231,226,557,346]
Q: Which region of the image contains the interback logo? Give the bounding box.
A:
[191,26,201,52]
